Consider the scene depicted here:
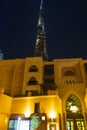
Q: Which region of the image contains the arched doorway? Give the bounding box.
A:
[66,95,85,130]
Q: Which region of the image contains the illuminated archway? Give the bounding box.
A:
[66,95,85,130]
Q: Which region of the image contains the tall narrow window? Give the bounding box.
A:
[44,65,54,75]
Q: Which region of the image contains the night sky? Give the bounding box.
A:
[0,0,87,60]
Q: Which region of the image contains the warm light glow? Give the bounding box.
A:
[5,117,8,123]
[49,110,56,118]
[25,111,30,118]
[70,105,78,113]
[24,107,31,118]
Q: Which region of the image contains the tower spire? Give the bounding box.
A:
[34,0,48,61]
[40,0,43,10]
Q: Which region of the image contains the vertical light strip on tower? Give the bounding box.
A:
[34,0,48,61]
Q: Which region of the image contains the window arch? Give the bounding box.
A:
[62,67,76,76]
[28,77,38,85]
[29,65,38,72]
[64,70,75,76]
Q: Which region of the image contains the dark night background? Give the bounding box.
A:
[0,0,87,60]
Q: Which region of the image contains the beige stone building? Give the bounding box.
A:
[0,0,87,130]
[0,57,87,130]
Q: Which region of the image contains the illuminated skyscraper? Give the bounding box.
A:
[34,0,48,61]
[0,50,4,59]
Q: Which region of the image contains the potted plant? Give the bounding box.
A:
[31,114,41,130]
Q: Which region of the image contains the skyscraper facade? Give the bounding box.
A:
[34,0,48,61]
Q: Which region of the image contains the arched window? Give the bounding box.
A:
[64,70,75,76]
[28,77,38,85]
[62,67,76,76]
[29,65,38,72]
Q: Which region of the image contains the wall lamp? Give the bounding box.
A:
[41,113,47,121]
[40,108,47,121]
